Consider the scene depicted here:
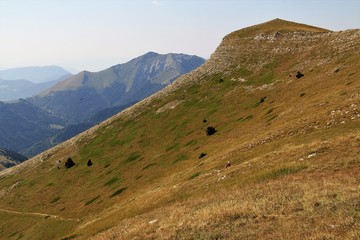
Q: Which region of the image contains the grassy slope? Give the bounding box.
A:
[0,19,359,239]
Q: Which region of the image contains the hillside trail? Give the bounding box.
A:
[0,208,80,222]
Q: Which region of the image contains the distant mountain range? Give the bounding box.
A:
[0,75,71,101]
[30,52,205,123]
[0,66,72,101]
[0,66,72,83]
[0,52,205,158]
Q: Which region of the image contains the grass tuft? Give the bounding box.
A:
[124,152,141,164]
[110,187,128,198]
[142,163,157,170]
[104,177,120,186]
[188,172,202,180]
[50,196,61,204]
[85,195,101,206]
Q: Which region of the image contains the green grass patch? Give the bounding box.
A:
[186,84,200,95]
[184,140,197,147]
[61,235,78,240]
[142,163,157,170]
[228,66,253,80]
[104,177,120,186]
[8,231,19,237]
[84,195,100,206]
[174,154,188,164]
[110,187,128,198]
[16,232,24,239]
[166,143,180,152]
[80,146,105,159]
[108,138,122,147]
[188,172,201,180]
[124,152,141,164]
[266,114,278,122]
[266,108,274,114]
[238,115,253,122]
[339,91,347,96]
[50,196,61,204]
[28,181,35,188]
[257,165,308,182]
[207,107,218,117]
[252,100,262,108]
[117,134,135,146]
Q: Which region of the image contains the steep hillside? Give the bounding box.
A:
[30,52,205,123]
[0,19,359,239]
[0,148,27,171]
[0,99,66,154]
[22,103,135,157]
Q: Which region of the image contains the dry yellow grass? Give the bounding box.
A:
[89,166,360,239]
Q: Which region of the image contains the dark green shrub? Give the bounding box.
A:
[104,177,120,186]
[206,126,217,136]
[296,71,304,79]
[110,187,128,197]
[65,158,75,168]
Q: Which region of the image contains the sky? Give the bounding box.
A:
[0,0,359,72]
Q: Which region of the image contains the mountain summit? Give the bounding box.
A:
[0,20,359,239]
[227,18,329,38]
[30,52,205,123]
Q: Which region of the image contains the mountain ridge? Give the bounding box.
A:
[30,52,205,123]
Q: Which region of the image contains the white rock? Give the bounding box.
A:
[149,219,158,224]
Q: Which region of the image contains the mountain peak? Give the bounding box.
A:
[132,51,160,63]
[144,51,159,57]
[226,18,330,39]
[31,52,205,124]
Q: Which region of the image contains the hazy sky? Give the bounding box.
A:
[0,0,359,72]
